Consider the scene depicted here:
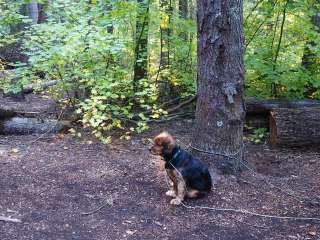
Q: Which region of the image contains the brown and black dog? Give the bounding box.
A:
[150,132,212,205]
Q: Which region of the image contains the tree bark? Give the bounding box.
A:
[133,0,149,93]
[193,0,245,172]
[270,108,320,146]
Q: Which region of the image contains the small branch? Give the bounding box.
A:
[0,216,22,223]
[119,95,194,122]
[147,112,194,123]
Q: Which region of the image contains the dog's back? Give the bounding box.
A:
[168,148,212,193]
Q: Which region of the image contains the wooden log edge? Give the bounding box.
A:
[269,111,277,146]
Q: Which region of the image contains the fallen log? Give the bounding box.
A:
[151,95,320,115]
[0,117,70,135]
[270,108,320,146]
[246,98,320,115]
[0,93,56,119]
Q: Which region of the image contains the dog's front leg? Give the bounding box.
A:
[166,169,177,197]
[170,179,186,205]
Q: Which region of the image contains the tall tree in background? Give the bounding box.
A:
[302,6,320,71]
[179,0,188,19]
[28,0,39,24]
[301,4,320,97]
[133,0,149,93]
[193,0,245,171]
[178,0,188,42]
[158,0,173,102]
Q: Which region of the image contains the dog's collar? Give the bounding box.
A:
[171,147,181,161]
[169,147,181,163]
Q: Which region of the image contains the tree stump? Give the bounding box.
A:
[270,108,320,146]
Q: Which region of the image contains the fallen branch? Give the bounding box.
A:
[156,95,320,116]
[128,96,193,121]
[81,196,113,216]
[181,202,320,222]
[166,95,197,114]
[0,216,22,223]
[147,112,194,123]
[22,80,60,94]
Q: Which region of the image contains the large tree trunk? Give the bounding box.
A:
[270,108,320,146]
[133,0,149,93]
[192,0,245,172]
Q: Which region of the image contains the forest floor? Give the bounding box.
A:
[1,119,320,240]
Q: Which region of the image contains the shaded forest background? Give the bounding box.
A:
[0,0,320,142]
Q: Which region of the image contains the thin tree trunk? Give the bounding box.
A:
[179,0,188,19]
[28,0,39,24]
[158,0,173,102]
[272,0,288,97]
[301,9,320,97]
[106,3,113,33]
[302,11,320,69]
[133,0,149,93]
[38,2,49,23]
[178,0,188,42]
[192,0,245,173]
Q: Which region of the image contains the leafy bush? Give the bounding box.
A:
[1,0,320,142]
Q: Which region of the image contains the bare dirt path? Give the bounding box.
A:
[1,120,319,240]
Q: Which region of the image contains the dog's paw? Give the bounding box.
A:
[170,198,182,205]
[165,190,176,197]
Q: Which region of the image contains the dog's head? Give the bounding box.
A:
[149,132,176,157]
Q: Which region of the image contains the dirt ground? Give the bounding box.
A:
[1,120,320,240]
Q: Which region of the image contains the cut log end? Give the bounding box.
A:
[270,107,320,147]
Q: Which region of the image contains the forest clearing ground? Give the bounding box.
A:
[0,120,320,240]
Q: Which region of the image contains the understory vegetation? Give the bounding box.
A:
[0,0,320,141]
